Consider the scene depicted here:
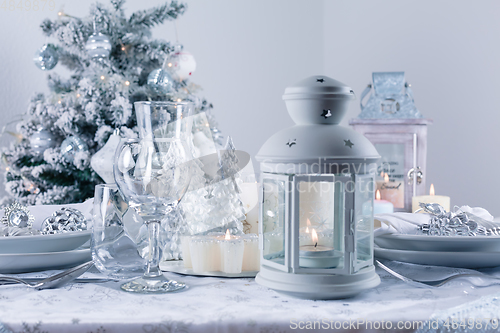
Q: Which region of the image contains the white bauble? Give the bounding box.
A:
[29,127,56,155]
[165,51,196,81]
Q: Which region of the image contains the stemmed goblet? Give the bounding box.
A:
[113,137,191,293]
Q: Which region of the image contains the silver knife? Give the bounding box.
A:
[0,278,117,285]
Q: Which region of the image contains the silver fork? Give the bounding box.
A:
[0,261,94,290]
[375,260,500,288]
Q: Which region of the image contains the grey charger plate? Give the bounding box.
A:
[375,233,500,252]
[0,248,91,273]
[374,246,500,268]
[0,230,91,254]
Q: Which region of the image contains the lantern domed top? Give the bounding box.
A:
[283,75,355,125]
[257,75,379,171]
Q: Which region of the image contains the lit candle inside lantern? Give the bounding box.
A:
[411,183,450,213]
[373,189,394,215]
[298,229,340,268]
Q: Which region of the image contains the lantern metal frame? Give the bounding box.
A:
[256,169,380,299]
[255,75,382,300]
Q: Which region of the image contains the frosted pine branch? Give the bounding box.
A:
[128,1,186,29]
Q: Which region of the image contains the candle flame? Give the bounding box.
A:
[311,229,318,243]
[375,189,381,200]
[305,218,311,233]
[380,171,384,177]
[225,229,231,240]
[384,173,389,182]
[430,183,435,196]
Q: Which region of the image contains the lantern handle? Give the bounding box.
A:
[405,82,414,102]
[359,84,372,111]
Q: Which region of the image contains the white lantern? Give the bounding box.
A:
[255,76,381,299]
[349,72,433,212]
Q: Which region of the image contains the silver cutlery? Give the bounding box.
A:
[376,260,500,288]
[0,278,115,285]
[0,261,98,290]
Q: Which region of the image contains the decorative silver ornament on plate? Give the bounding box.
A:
[85,32,112,60]
[33,44,58,70]
[41,207,87,234]
[147,68,174,94]
[29,127,56,155]
[1,202,35,228]
[60,136,89,162]
[416,203,500,236]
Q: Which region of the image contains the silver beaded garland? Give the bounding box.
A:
[416,203,499,236]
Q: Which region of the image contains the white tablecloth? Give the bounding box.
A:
[2,261,500,333]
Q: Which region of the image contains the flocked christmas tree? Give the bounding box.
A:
[1,0,223,206]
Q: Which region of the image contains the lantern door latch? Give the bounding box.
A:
[407,167,423,185]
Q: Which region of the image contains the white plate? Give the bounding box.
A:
[160,260,258,278]
[0,248,91,273]
[374,246,500,268]
[375,233,500,252]
[0,230,91,254]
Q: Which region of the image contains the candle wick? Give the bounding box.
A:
[314,242,317,248]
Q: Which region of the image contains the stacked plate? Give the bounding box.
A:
[374,233,500,268]
[0,231,92,273]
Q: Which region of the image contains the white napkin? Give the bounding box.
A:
[374,213,431,236]
[1,199,93,230]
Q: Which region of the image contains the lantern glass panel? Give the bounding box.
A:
[262,177,287,266]
[297,178,345,270]
[374,143,406,209]
[354,173,375,272]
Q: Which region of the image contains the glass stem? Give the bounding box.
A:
[144,220,162,278]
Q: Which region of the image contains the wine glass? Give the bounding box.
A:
[113,137,192,293]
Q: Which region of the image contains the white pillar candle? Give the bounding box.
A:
[189,237,221,273]
[242,234,260,271]
[181,235,192,269]
[374,189,394,215]
[412,184,450,213]
[220,233,245,274]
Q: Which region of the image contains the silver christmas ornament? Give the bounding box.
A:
[1,202,35,228]
[29,127,56,155]
[33,44,58,70]
[147,68,174,94]
[60,136,89,162]
[41,207,87,234]
[85,32,112,60]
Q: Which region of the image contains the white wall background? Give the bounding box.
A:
[324,0,500,216]
[0,0,498,216]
